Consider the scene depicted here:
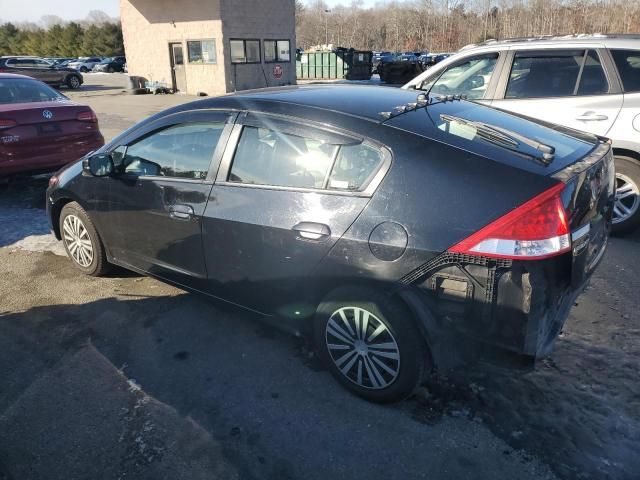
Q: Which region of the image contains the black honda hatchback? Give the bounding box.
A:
[47,85,614,402]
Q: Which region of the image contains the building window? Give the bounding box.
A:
[187,39,217,64]
[230,39,261,64]
[264,40,291,63]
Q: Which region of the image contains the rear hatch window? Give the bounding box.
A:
[385,99,598,176]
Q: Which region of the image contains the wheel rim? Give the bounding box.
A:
[613,173,640,224]
[325,306,400,390]
[70,77,80,88]
[62,214,94,267]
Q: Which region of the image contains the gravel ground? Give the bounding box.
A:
[1,74,639,480]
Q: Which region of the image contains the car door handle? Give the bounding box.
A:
[576,112,608,122]
[169,204,194,220]
[292,222,331,240]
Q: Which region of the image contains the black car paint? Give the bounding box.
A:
[47,85,613,365]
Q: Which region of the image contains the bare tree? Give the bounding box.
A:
[296,0,640,52]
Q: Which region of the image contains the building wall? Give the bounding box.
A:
[120,0,296,95]
[120,0,227,96]
[220,0,297,92]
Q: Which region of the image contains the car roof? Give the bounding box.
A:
[189,85,423,123]
[460,33,640,51]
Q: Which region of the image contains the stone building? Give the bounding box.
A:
[120,0,296,96]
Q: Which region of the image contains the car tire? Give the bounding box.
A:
[107,66,114,73]
[313,286,428,403]
[59,202,110,276]
[80,66,88,73]
[612,155,640,234]
[66,75,81,89]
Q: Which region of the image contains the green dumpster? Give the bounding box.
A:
[296,50,372,81]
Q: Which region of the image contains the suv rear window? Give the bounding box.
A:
[506,50,608,98]
[610,49,640,93]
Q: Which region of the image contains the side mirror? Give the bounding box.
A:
[83,153,114,177]
[469,75,485,89]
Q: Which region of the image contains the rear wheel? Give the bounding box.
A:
[313,286,428,403]
[612,156,640,234]
[59,202,109,276]
[66,75,81,89]
[79,66,88,73]
[107,66,114,73]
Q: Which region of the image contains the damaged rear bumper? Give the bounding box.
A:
[401,251,596,360]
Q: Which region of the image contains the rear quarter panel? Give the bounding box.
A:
[314,125,557,284]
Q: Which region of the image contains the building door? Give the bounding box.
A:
[169,43,187,92]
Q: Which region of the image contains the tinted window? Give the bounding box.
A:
[505,50,602,98]
[611,49,640,93]
[123,122,224,179]
[421,53,498,100]
[576,51,608,95]
[229,126,338,189]
[328,144,384,191]
[0,78,65,104]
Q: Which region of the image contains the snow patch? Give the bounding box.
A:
[0,206,66,256]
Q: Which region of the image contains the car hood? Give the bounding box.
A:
[384,98,599,176]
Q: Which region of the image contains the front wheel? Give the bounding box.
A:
[612,156,640,234]
[60,202,109,276]
[79,66,88,73]
[66,75,81,89]
[313,287,428,403]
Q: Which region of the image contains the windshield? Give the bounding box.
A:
[0,78,66,104]
[101,58,114,63]
[419,54,499,99]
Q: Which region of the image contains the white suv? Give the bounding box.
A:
[404,34,640,233]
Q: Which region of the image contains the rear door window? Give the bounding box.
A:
[229,126,338,189]
[228,126,386,192]
[610,49,640,93]
[122,122,225,179]
[506,50,608,98]
[328,144,385,192]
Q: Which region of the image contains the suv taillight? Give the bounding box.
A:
[77,110,97,122]
[448,183,570,260]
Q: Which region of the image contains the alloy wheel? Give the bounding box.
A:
[613,173,640,224]
[69,76,80,89]
[325,306,401,390]
[62,214,94,267]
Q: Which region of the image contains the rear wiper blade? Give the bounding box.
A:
[440,114,555,165]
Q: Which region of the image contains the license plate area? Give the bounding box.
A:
[37,123,62,135]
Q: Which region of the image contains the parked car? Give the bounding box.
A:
[67,57,103,73]
[93,56,126,73]
[47,85,613,403]
[44,57,76,66]
[0,56,83,89]
[0,74,103,177]
[404,34,640,233]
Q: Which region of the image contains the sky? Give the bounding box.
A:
[0,0,379,23]
[0,0,120,23]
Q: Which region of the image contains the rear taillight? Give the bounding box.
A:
[77,110,97,122]
[449,183,571,260]
[0,119,17,130]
